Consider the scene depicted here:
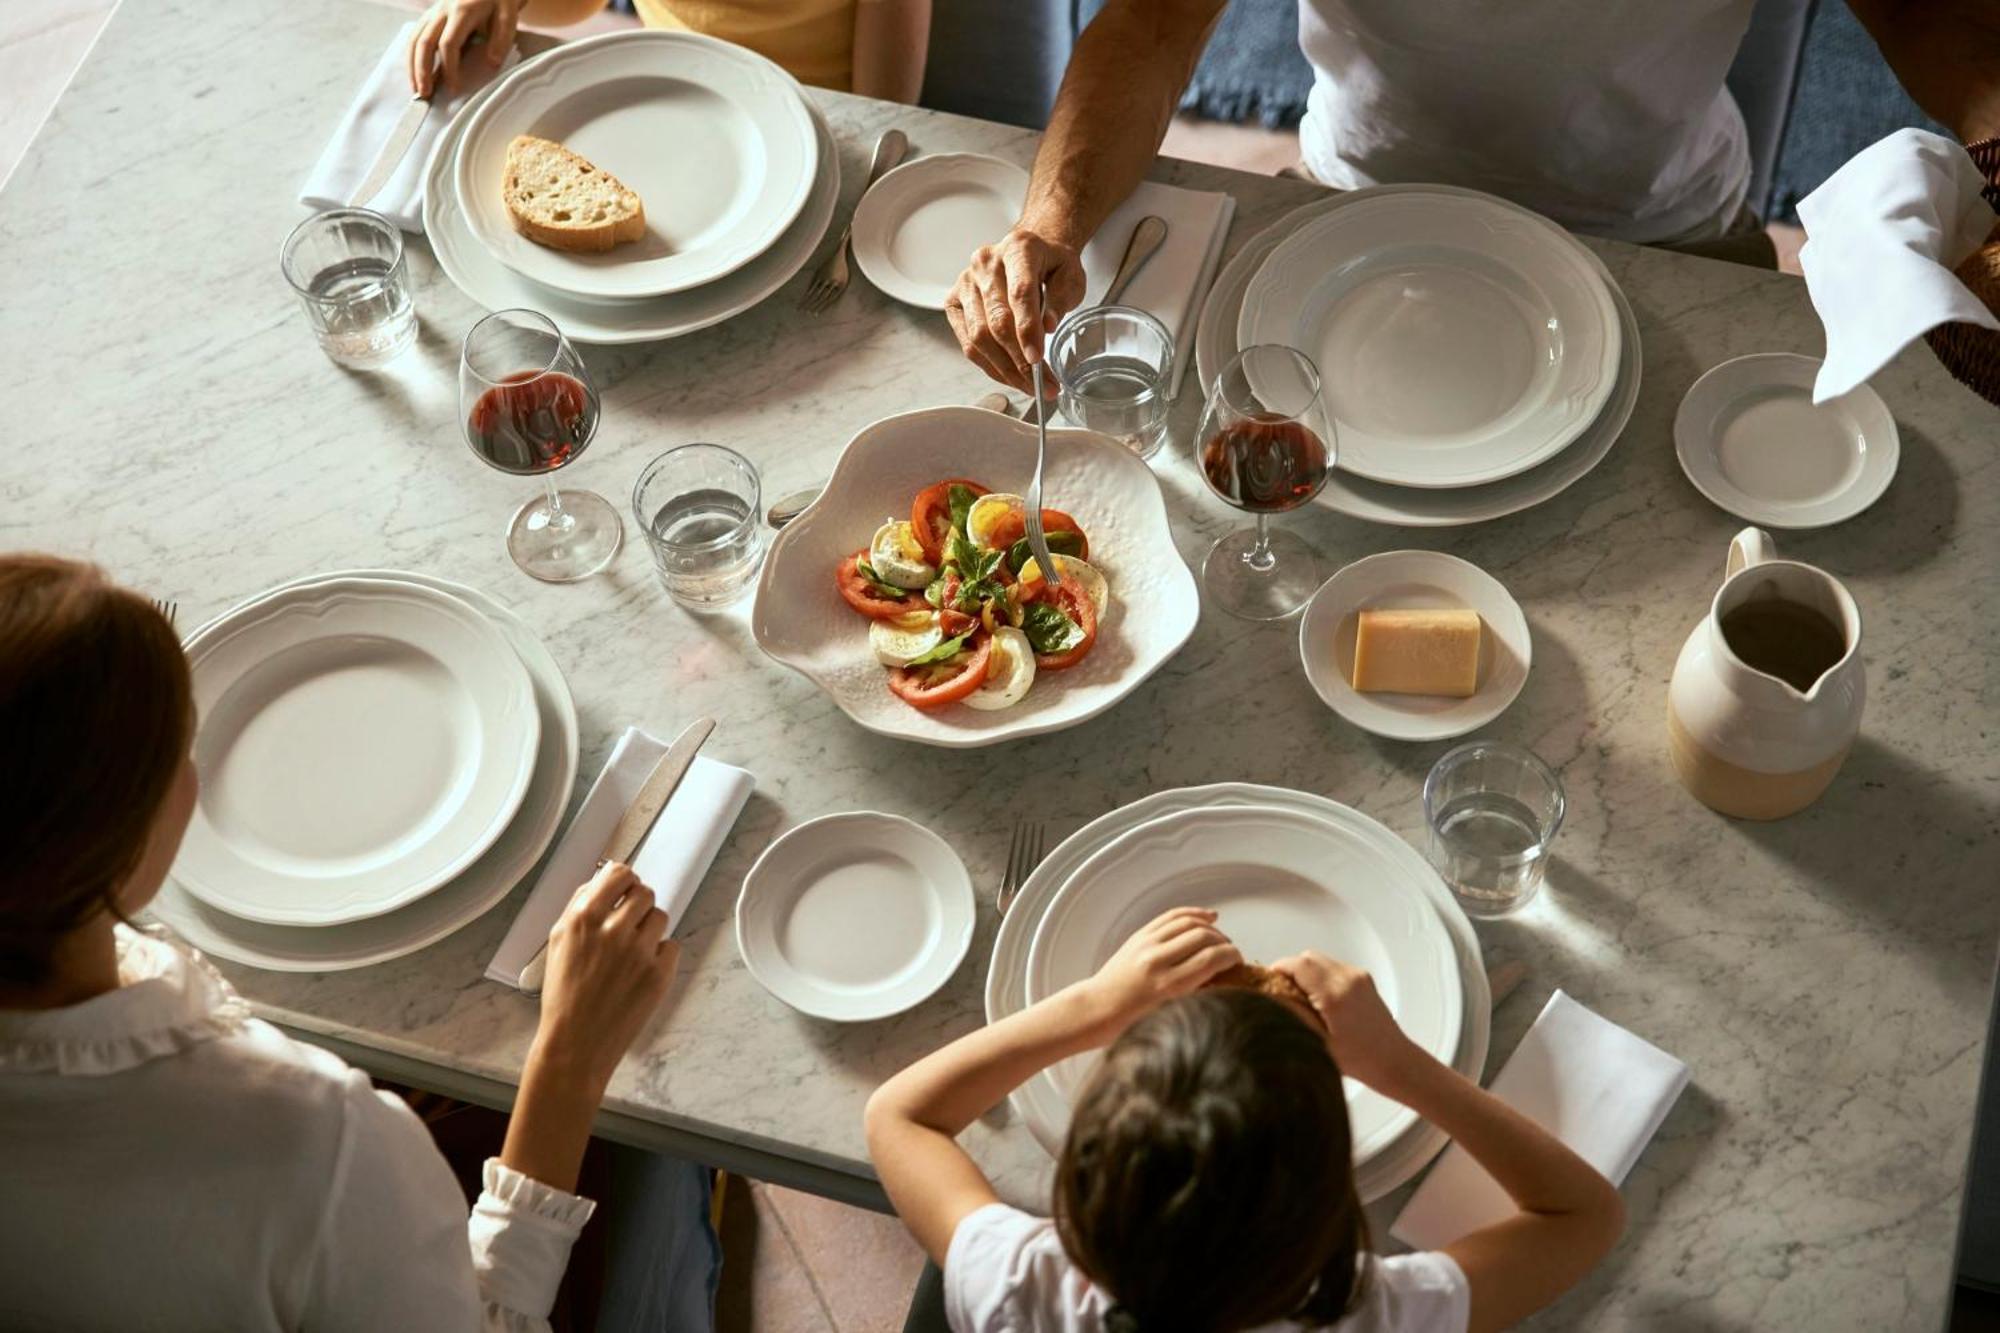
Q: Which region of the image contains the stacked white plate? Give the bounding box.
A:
[987,784,1487,1202]
[146,570,579,971]
[1198,185,1643,527]
[423,30,839,344]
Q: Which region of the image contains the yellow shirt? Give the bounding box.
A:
[632,0,857,91]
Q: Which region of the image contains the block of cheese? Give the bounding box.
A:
[1351,608,1483,698]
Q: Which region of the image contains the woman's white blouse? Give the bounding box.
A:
[0,926,591,1333]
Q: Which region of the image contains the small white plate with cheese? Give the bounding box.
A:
[1298,551,1531,741]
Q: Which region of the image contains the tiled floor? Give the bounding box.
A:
[717,1176,928,1333]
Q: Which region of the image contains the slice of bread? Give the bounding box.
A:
[1204,961,1315,1012]
[502,135,645,254]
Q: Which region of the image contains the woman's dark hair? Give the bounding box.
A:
[1053,987,1370,1333]
[0,555,192,984]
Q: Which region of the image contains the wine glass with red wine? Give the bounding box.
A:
[459,309,623,582]
[1195,344,1336,620]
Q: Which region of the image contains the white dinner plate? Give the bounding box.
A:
[850,154,1029,309]
[1022,804,1462,1164]
[1238,188,1620,489]
[986,784,1489,1200]
[1197,186,1641,527]
[752,405,1199,748]
[1675,352,1900,529]
[454,31,817,299]
[174,577,540,926]
[1299,550,1531,742]
[425,70,839,344]
[148,569,578,971]
[736,811,975,1021]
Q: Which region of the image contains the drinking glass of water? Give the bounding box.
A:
[632,445,764,610]
[1422,740,1566,918]
[1047,305,1174,460]
[280,208,416,369]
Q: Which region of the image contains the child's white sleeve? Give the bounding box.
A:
[944,1202,1106,1333]
[1352,1251,1472,1333]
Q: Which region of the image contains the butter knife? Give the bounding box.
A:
[349,93,433,209]
[517,716,718,995]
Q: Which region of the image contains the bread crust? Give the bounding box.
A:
[502,135,645,255]
[1203,961,1314,1011]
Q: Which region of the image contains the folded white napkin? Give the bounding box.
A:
[1078,181,1236,398]
[485,727,755,988]
[300,21,521,233]
[1391,990,1690,1249]
[1797,128,2000,403]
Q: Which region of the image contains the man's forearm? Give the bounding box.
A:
[1853,0,2000,142]
[1019,0,1226,249]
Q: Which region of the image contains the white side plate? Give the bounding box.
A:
[1238,188,1620,489]
[149,569,577,970]
[454,31,817,299]
[751,406,1199,748]
[1675,352,1899,529]
[736,811,975,1021]
[1299,550,1532,742]
[1023,804,1464,1164]
[850,154,1030,309]
[425,70,839,344]
[175,577,539,926]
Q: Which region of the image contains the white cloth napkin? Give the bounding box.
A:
[1078,181,1236,398]
[1391,990,1690,1249]
[300,21,521,233]
[1797,128,2000,403]
[485,727,755,989]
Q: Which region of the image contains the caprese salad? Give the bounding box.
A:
[833,478,1112,712]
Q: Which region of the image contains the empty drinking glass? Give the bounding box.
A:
[280,208,416,369]
[632,445,764,610]
[1422,740,1566,918]
[1048,305,1174,460]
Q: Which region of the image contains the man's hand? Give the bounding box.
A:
[946,226,1087,395]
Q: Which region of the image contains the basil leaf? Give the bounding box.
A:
[856,561,908,599]
[1021,602,1083,655]
[1005,529,1085,575]
[947,485,980,539]
[973,545,1005,581]
[947,530,983,578]
[904,631,973,668]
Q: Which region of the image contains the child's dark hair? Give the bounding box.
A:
[1052,987,1369,1332]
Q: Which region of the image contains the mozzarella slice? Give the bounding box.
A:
[1017,555,1112,620]
[869,614,944,667]
[869,520,936,589]
[964,627,1037,711]
[965,493,1025,549]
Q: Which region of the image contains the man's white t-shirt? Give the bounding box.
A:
[945,1203,1470,1333]
[1297,0,1756,243]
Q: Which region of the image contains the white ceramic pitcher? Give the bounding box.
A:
[1667,528,1865,820]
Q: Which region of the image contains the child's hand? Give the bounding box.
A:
[1076,907,1241,1043]
[1270,951,1422,1094]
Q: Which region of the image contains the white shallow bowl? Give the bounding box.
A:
[1196,185,1643,527]
[1674,352,1900,529]
[150,569,578,971]
[1023,804,1464,1163]
[425,71,839,344]
[751,405,1199,747]
[175,577,540,926]
[1238,187,1619,489]
[984,783,1489,1201]
[1300,550,1531,742]
[736,811,975,1021]
[454,31,817,299]
[850,154,1029,309]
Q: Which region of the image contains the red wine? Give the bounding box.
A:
[1201,417,1329,512]
[467,371,597,476]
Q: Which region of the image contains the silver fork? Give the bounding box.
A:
[799,129,908,314]
[150,598,178,628]
[998,820,1047,918]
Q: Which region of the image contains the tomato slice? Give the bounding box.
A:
[1024,581,1098,671]
[986,508,1088,561]
[836,551,926,620]
[910,479,990,565]
[939,608,978,638]
[887,634,994,709]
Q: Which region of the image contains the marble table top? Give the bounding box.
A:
[5,0,1997,1325]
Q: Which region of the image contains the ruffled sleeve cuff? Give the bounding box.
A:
[467,1160,597,1320]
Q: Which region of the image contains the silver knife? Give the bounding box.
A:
[349,94,434,209]
[517,716,718,995]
